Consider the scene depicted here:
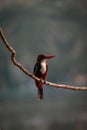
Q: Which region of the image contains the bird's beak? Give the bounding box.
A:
[46,55,55,59]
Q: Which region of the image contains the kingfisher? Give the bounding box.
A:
[33,54,55,99]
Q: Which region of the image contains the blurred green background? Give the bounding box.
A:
[0,0,87,130]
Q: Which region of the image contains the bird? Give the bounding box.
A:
[33,54,55,99]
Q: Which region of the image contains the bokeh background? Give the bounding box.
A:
[0,0,87,130]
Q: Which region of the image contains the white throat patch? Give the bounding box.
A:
[40,60,46,74]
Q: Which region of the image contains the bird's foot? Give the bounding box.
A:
[40,78,43,83]
[39,79,46,84]
[43,80,46,84]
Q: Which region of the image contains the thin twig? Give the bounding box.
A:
[0,27,87,90]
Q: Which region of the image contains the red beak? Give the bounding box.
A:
[45,55,55,59]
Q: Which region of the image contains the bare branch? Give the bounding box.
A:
[0,27,87,90]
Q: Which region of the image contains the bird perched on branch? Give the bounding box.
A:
[33,54,55,99]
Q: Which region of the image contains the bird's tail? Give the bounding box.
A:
[38,88,43,100]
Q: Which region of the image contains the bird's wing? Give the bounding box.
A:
[33,62,41,74]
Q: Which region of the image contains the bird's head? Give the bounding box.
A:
[37,54,55,62]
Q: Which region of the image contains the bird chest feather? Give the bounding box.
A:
[40,62,46,74]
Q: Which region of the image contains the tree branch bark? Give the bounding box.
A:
[0,27,87,90]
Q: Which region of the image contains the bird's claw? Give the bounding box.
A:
[39,79,46,84]
[44,80,46,84]
[40,78,43,83]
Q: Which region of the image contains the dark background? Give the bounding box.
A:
[0,0,87,130]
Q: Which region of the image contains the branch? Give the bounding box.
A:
[0,27,87,91]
